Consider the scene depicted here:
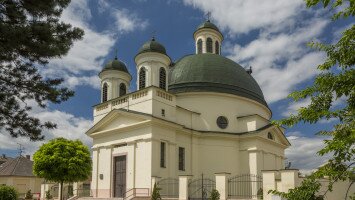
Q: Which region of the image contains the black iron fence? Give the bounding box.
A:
[157,178,179,198]
[188,175,215,200]
[228,174,262,199]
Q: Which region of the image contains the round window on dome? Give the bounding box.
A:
[217,116,228,129]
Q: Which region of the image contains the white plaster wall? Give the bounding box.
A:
[135,52,170,89]
[194,29,223,54]
[175,93,271,133]
[99,70,131,102]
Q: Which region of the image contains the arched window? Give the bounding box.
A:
[159,67,166,90]
[197,39,202,54]
[139,67,146,90]
[102,83,108,102]
[119,83,126,96]
[215,41,220,54]
[267,132,274,140]
[206,37,213,53]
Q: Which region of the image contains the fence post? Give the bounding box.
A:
[179,175,192,200]
[280,169,299,193]
[214,172,230,200]
[262,170,278,200]
[151,176,161,192]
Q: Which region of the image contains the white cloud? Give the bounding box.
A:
[228,18,328,103]
[0,107,92,157]
[184,0,329,104]
[114,9,149,33]
[41,0,148,89]
[282,98,311,117]
[183,0,304,34]
[285,132,331,173]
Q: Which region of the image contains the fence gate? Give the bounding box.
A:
[157,178,179,198]
[228,174,262,199]
[188,174,215,200]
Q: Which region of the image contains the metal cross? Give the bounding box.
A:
[205,12,211,21]
[151,30,156,40]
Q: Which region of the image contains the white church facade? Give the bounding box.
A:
[86,20,291,199]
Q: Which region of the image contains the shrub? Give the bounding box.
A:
[210,189,220,200]
[151,183,161,200]
[45,190,53,200]
[0,185,18,200]
[25,190,33,199]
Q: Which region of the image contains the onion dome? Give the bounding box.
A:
[168,54,268,107]
[137,37,167,55]
[101,57,129,73]
[196,20,220,32]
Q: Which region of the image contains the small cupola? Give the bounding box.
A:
[137,37,167,56]
[99,54,132,103]
[193,20,223,55]
[135,37,171,91]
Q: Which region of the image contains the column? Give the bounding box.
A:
[262,170,277,200]
[215,173,230,200]
[248,149,262,199]
[179,175,192,200]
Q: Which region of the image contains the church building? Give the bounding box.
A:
[86,20,290,199]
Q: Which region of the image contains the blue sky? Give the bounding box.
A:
[0,0,353,173]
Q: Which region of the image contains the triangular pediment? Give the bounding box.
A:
[86,109,151,136]
[258,125,290,147]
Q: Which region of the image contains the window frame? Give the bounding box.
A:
[178,147,185,171]
[102,82,108,102]
[159,67,166,90]
[267,132,274,140]
[160,142,166,168]
[197,39,203,54]
[206,37,213,53]
[119,83,126,96]
[139,67,146,90]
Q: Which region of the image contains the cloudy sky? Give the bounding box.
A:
[0,0,352,174]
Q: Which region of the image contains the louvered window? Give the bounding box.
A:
[139,67,146,89]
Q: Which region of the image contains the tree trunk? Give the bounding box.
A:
[60,181,63,200]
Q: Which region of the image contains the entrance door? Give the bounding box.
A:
[114,155,126,197]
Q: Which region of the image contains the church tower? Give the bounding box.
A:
[99,55,132,102]
[134,37,171,91]
[193,20,223,54]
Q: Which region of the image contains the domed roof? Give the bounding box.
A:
[196,20,220,33]
[101,57,129,73]
[137,37,167,55]
[168,54,268,107]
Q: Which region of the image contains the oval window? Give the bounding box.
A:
[217,116,228,129]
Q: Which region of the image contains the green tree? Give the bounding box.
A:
[0,0,84,141]
[0,185,18,200]
[273,0,354,199]
[33,138,92,200]
[210,189,220,200]
[45,190,53,200]
[151,183,161,200]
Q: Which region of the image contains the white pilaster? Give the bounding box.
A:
[215,172,230,200]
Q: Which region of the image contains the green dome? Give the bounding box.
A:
[168,54,268,107]
[137,38,167,55]
[196,20,220,33]
[101,58,129,73]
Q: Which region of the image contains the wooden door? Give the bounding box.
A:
[114,155,126,197]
